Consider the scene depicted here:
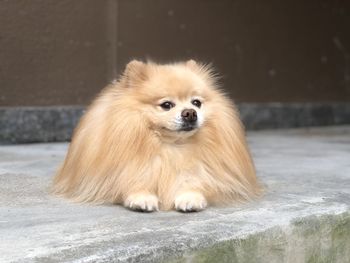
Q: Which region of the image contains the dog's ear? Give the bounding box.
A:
[186,59,208,74]
[124,60,148,87]
[186,59,217,84]
[186,59,199,71]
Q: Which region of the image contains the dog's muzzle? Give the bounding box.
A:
[180,109,197,131]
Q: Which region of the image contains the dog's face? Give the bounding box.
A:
[125,60,215,140]
[155,95,205,133]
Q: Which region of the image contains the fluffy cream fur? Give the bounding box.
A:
[53,60,261,212]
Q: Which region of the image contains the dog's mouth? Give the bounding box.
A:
[162,124,197,133]
[178,126,196,132]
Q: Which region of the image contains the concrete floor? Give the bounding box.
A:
[0,126,349,263]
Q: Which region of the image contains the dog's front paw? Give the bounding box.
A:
[124,193,159,212]
[174,191,207,212]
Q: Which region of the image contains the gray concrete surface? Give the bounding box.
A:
[0,126,349,262]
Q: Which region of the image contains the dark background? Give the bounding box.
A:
[1,0,350,106]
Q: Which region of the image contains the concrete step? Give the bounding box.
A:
[0,126,349,262]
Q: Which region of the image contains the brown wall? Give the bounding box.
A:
[1,0,350,106]
[0,0,111,106]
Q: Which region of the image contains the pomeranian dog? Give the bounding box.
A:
[53,60,261,212]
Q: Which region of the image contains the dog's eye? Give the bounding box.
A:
[191,99,202,108]
[160,101,175,110]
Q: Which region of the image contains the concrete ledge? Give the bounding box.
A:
[1,103,350,144]
[239,102,350,129]
[0,106,84,144]
[0,126,349,262]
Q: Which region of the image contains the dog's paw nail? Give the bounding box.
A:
[175,192,207,212]
[124,193,159,212]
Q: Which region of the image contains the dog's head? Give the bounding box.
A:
[122,60,218,141]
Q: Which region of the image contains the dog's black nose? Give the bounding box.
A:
[181,109,197,122]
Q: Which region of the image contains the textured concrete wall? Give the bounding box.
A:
[116,0,350,103]
[0,0,350,106]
